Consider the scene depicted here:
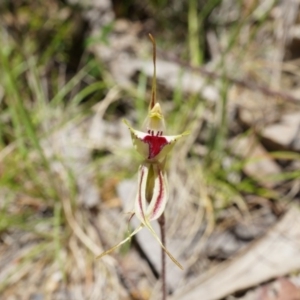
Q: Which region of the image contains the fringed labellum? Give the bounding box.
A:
[96,34,189,270]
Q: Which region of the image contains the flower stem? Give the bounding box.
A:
[158,213,166,300]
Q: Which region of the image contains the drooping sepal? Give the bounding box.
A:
[142,217,183,270]
[134,164,148,223]
[146,163,168,221]
[95,225,143,260]
[131,162,183,269]
[134,162,168,223]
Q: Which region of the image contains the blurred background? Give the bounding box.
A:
[1,0,300,299]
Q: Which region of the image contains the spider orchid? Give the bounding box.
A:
[96,34,188,269]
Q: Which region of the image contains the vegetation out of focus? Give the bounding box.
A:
[1,0,300,299]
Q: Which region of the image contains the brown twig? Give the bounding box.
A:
[158,213,167,300]
[157,49,300,104]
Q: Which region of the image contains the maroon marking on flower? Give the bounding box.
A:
[138,167,145,220]
[143,135,168,159]
[152,168,164,217]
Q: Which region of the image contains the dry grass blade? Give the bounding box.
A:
[62,197,101,255]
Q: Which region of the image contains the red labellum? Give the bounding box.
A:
[143,135,168,159]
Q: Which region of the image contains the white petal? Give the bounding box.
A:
[134,164,149,225]
[147,164,168,221]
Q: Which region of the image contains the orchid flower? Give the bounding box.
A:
[96,34,188,270]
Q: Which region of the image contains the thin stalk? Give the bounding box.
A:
[159,213,167,300]
[148,33,157,109]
